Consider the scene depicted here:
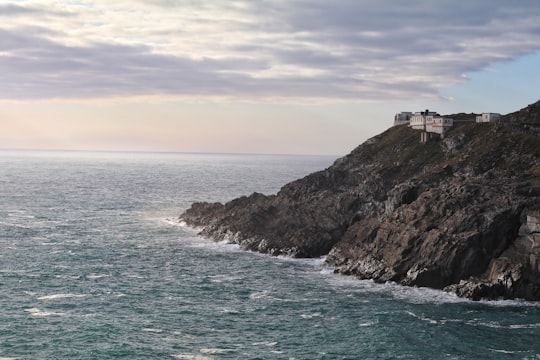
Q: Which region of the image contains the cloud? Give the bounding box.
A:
[0,3,71,17]
[1,0,540,101]
[0,3,41,15]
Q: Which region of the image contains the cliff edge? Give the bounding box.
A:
[180,100,540,301]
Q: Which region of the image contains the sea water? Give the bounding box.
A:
[0,150,539,359]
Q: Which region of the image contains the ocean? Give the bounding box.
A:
[0,150,539,359]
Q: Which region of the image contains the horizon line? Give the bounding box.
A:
[0,147,341,158]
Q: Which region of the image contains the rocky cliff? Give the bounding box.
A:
[180,100,540,301]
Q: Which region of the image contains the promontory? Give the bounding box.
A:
[180,100,540,301]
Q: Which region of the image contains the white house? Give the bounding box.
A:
[410,110,439,130]
[476,113,501,123]
[408,109,454,143]
[394,112,413,126]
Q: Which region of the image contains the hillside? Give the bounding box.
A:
[180,100,540,300]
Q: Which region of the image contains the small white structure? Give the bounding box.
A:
[394,112,413,126]
[409,109,453,143]
[476,113,501,123]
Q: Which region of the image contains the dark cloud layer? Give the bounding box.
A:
[1,0,540,101]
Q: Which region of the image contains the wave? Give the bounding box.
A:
[276,254,327,267]
[25,307,65,317]
[468,320,540,330]
[173,354,213,360]
[143,328,164,333]
[489,349,521,354]
[252,341,277,347]
[164,218,184,227]
[404,310,540,331]
[199,348,231,355]
[300,312,322,319]
[314,268,540,307]
[478,298,540,308]
[207,274,242,283]
[509,323,540,329]
[86,274,110,280]
[38,293,86,301]
[358,321,376,327]
[249,290,270,300]
[166,221,540,307]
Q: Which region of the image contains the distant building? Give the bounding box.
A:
[476,113,501,123]
[394,112,413,126]
[408,109,454,143]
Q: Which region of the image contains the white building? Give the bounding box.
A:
[476,113,501,123]
[408,109,453,143]
[410,110,439,130]
[394,112,413,126]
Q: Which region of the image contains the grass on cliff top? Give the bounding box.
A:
[349,120,539,185]
[350,125,446,183]
[451,122,540,173]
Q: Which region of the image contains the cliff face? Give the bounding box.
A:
[180,100,540,301]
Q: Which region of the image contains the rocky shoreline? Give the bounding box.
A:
[180,100,540,301]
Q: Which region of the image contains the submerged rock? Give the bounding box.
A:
[180,100,540,301]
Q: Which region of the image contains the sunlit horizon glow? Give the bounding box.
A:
[1,0,540,155]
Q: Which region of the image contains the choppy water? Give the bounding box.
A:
[0,150,539,359]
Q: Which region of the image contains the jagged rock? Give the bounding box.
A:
[442,133,466,156]
[180,100,540,301]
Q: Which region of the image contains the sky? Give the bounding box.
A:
[1,0,540,155]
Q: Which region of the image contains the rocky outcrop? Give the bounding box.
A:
[445,212,540,300]
[180,100,540,301]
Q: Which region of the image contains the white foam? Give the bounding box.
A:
[164,218,185,227]
[173,354,212,360]
[249,290,269,300]
[489,349,520,354]
[199,348,229,354]
[316,267,540,306]
[38,293,86,300]
[126,274,146,279]
[384,282,468,304]
[170,219,540,307]
[317,270,469,305]
[183,236,242,253]
[405,310,439,324]
[276,254,328,268]
[142,328,163,333]
[25,307,65,317]
[359,320,377,327]
[300,312,322,319]
[252,341,277,347]
[509,323,540,329]
[248,290,300,303]
[467,319,540,329]
[86,274,110,280]
[219,307,239,314]
[7,210,34,219]
[478,298,540,308]
[208,274,242,283]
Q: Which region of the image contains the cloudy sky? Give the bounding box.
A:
[1,0,540,155]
